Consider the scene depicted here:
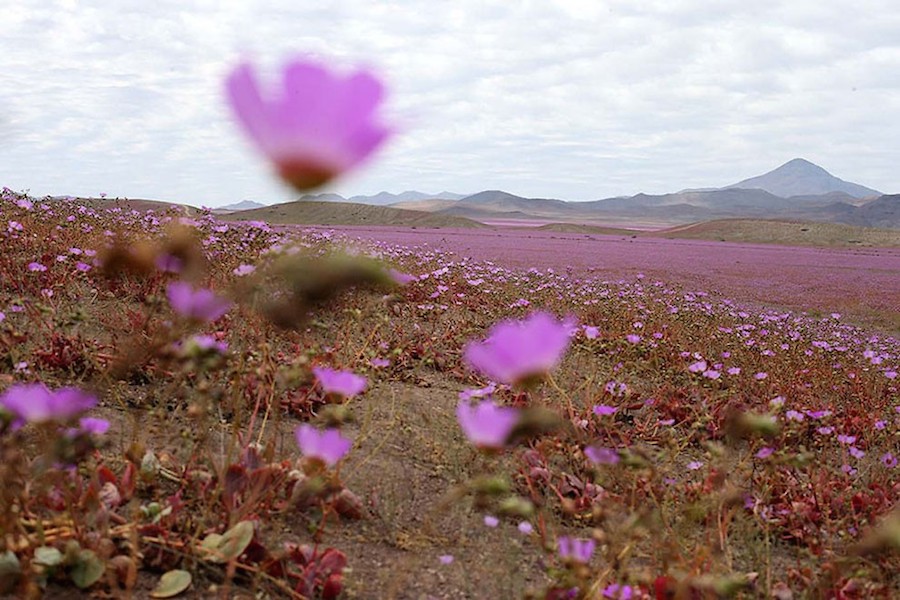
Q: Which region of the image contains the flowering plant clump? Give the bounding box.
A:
[226,58,392,191]
[464,311,573,385]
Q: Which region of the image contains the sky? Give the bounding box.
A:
[2,0,899,207]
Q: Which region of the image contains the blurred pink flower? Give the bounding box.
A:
[463,311,572,385]
[585,445,620,465]
[456,399,519,449]
[313,366,367,399]
[294,424,351,466]
[1,383,97,425]
[557,536,594,564]
[483,515,499,527]
[166,282,231,322]
[226,58,391,191]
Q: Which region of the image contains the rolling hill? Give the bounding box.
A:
[217,200,484,228]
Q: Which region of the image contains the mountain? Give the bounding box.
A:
[297,192,348,202]
[726,158,881,198]
[348,190,465,205]
[219,200,267,211]
[852,194,900,228]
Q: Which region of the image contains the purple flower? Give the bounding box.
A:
[603,584,634,599]
[77,417,110,435]
[755,447,774,459]
[557,536,594,564]
[182,334,229,355]
[232,264,256,276]
[388,269,416,285]
[688,360,707,373]
[785,410,805,422]
[463,312,572,385]
[456,399,519,449]
[438,554,454,565]
[294,424,351,466]
[583,325,600,339]
[166,281,231,322]
[585,446,620,465]
[837,434,857,445]
[625,334,641,344]
[849,446,865,459]
[27,262,47,272]
[67,417,110,437]
[687,461,704,470]
[483,515,499,528]
[592,404,617,417]
[155,254,183,273]
[225,58,391,191]
[881,452,897,468]
[517,521,533,534]
[313,367,367,399]
[1,384,97,425]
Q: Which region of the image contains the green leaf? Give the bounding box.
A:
[150,569,192,598]
[70,550,104,589]
[33,546,63,567]
[199,521,255,563]
[217,521,255,561]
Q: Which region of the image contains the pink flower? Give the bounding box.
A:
[166,282,231,322]
[688,360,707,373]
[294,424,351,466]
[456,399,519,449]
[593,404,617,417]
[755,447,774,459]
[585,446,620,465]
[1,383,97,425]
[625,334,641,344]
[225,58,391,191]
[881,452,897,468]
[583,325,600,339]
[313,367,367,399]
[483,515,499,527]
[557,536,595,564]
[232,264,256,276]
[27,262,47,272]
[463,312,572,385]
[517,521,533,534]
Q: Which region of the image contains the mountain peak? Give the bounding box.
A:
[726,159,880,199]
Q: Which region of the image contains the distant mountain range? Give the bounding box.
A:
[209,158,898,229]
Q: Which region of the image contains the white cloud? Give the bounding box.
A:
[1,0,897,205]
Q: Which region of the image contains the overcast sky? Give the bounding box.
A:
[3,0,899,206]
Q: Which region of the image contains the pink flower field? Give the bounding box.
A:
[296,224,900,332]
